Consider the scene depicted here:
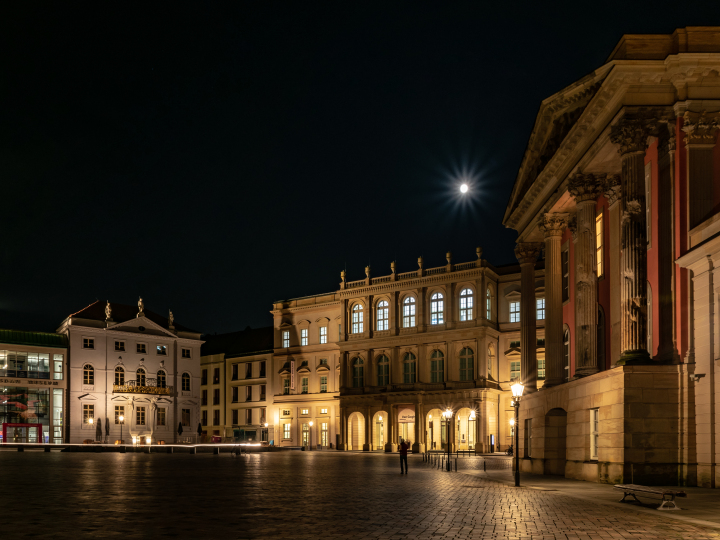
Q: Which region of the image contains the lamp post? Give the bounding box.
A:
[309,421,314,451]
[511,382,525,487]
[442,408,453,471]
[264,422,269,444]
[119,415,124,445]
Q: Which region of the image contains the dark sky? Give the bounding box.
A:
[2,2,717,335]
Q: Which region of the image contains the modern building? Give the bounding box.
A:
[201,326,273,442]
[502,27,720,485]
[0,329,67,443]
[58,299,203,444]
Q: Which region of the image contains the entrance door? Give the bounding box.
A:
[375,419,384,450]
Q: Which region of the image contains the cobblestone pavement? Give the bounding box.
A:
[2,450,719,539]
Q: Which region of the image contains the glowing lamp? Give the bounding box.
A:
[460,183,468,194]
[264,422,268,428]
[88,417,94,425]
[469,410,476,420]
[509,417,515,426]
[511,382,525,398]
[146,437,151,445]
[119,415,124,423]
[309,421,314,427]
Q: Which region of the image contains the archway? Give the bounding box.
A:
[426,408,445,451]
[347,411,365,451]
[455,408,477,451]
[372,411,387,451]
[544,408,567,475]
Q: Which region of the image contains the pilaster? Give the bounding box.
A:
[605,175,623,366]
[682,111,719,230]
[515,242,543,392]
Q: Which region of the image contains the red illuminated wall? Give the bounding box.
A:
[596,194,611,369]
[645,140,660,358]
[562,228,576,377]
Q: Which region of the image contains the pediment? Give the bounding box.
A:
[316,365,330,372]
[505,348,521,357]
[108,316,176,338]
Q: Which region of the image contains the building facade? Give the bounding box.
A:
[0,329,67,444]
[502,27,720,486]
[58,300,202,444]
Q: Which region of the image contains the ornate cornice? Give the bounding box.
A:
[514,242,543,265]
[610,112,661,155]
[603,174,622,206]
[568,173,605,203]
[682,111,719,146]
[539,213,568,238]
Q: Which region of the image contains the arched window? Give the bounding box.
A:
[352,304,364,334]
[402,352,416,383]
[430,350,444,383]
[377,355,389,386]
[83,364,94,385]
[430,293,444,325]
[136,368,146,386]
[486,288,493,320]
[403,297,416,328]
[376,301,389,331]
[459,348,474,381]
[114,366,124,385]
[563,328,570,382]
[459,288,473,321]
[647,282,653,355]
[157,369,166,388]
[487,344,495,379]
[352,357,364,388]
[182,372,191,391]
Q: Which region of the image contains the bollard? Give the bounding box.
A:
[44,447,51,453]
[18,446,24,452]
[167,447,173,454]
[120,446,126,453]
[483,460,487,472]
[191,447,196,455]
[213,447,220,455]
[455,458,458,472]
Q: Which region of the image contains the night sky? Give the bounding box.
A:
[2,3,716,335]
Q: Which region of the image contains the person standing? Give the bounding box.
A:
[399,438,410,474]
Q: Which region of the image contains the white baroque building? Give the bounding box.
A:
[58,299,203,444]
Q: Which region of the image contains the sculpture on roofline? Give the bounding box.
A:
[137,297,144,318]
[105,301,112,321]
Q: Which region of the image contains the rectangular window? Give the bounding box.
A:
[137,343,146,354]
[83,404,94,424]
[283,379,290,395]
[53,354,63,380]
[321,422,328,446]
[301,408,309,415]
[182,409,190,426]
[260,384,266,400]
[510,302,520,323]
[645,162,652,249]
[83,338,94,349]
[182,348,191,359]
[510,340,520,348]
[213,388,220,405]
[283,423,291,439]
[114,406,125,425]
[536,298,545,320]
[301,377,308,394]
[537,338,545,348]
[260,361,266,377]
[321,408,328,414]
[320,376,327,393]
[282,409,291,416]
[590,408,599,460]
[403,362,416,384]
[214,368,220,384]
[377,303,389,331]
[319,326,327,344]
[201,369,207,385]
[402,301,415,328]
[202,410,208,426]
[156,345,167,355]
[282,331,290,348]
[231,387,238,403]
[510,361,520,381]
[232,364,238,380]
[302,423,309,446]
[202,389,208,406]
[524,418,532,458]
[246,386,252,401]
[214,409,220,426]
[595,210,604,278]
[136,406,146,426]
[431,358,444,383]
[115,341,125,352]
[562,247,569,302]
[245,364,252,379]
[232,409,238,424]
[538,358,545,380]
[246,409,252,424]
[157,408,166,426]
[301,328,308,346]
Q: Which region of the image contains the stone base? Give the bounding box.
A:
[362,443,370,451]
[616,349,652,365]
[385,442,397,452]
[412,442,425,454]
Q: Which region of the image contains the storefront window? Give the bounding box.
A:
[53,355,64,380]
[0,386,51,443]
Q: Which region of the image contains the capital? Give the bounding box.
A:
[514,242,543,265]
[682,111,719,146]
[610,115,659,155]
[539,213,568,238]
[568,173,604,203]
[603,174,621,206]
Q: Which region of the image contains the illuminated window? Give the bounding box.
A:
[137,343,146,354]
[352,357,364,387]
[321,408,328,414]
[596,210,604,277]
[114,405,124,424]
[156,345,167,355]
[510,361,520,381]
[83,404,94,424]
[376,301,389,331]
[157,370,166,388]
[459,288,473,321]
[403,297,416,328]
[538,358,545,380]
[282,331,290,348]
[283,423,291,439]
[53,354,63,380]
[460,347,474,381]
[352,304,364,334]
[83,364,94,385]
[301,329,308,346]
[283,379,289,395]
[114,366,124,385]
[377,355,389,386]
[430,350,444,383]
[157,408,166,426]
[182,372,190,391]
[301,377,308,394]
[487,344,494,379]
[136,368,146,386]
[301,408,309,415]
[536,298,545,320]
[510,302,520,323]
[430,293,444,325]
[136,406,146,426]
[83,338,94,349]
[486,288,492,320]
[402,353,416,383]
[319,326,327,344]
[320,376,327,392]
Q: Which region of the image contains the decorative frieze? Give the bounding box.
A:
[568,173,605,202]
[610,114,659,155]
[682,111,719,145]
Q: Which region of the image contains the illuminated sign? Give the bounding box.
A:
[398,405,415,424]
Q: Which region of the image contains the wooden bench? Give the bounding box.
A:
[614,484,687,510]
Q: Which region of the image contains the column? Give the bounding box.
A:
[515,242,543,392]
[540,213,568,386]
[605,176,623,366]
[568,173,604,376]
[475,402,483,454]
[413,401,424,453]
[340,406,348,451]
[610,115,656,364]
[385,404,396,452]
[682,111,719,230]
[363,407,370,451]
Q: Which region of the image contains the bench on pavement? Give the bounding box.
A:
[614,484,687,510]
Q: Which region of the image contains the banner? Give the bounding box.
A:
[290,360,295,390]
[398,405,415,423]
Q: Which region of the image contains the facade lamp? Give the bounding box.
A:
[88,417,94,425]
[510,381,524,487]
[309,421,314,451]
[442,408,453,471]
[119,415,125,445]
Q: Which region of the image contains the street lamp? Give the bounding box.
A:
[309,421,314,451]
[460,183,469,194]
[442,408,453,471]
[511,382,525,487]
[119,415,125,445]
